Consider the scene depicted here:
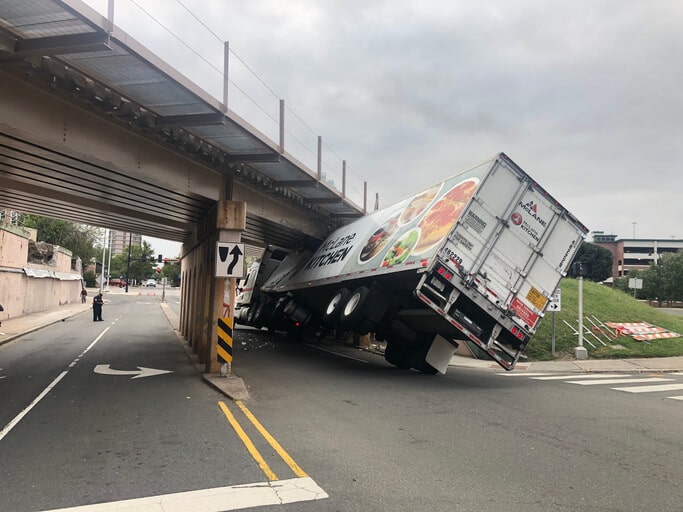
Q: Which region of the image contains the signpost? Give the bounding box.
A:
[548,288,562,357]
[628,277,643,298]
[215,242,244,377]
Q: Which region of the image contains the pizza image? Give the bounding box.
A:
[358,216,399,263]
[413,178,479,254]
[398,183,442,226]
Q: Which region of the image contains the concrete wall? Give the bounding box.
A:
[0,226,81,322]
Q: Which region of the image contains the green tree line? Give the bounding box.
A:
[614,251,683,303]
[567,241,683,303]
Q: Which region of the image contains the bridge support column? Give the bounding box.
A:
[206,201,246,373]
[180,200,246,373]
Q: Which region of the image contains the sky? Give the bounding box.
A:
[86,0,682,250]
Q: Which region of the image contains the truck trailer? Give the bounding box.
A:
[240,153,588,374]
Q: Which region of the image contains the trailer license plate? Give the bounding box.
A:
[430,276,446,292]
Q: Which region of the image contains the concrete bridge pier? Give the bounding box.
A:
[180,200,246,373]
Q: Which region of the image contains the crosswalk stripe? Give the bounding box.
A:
[568,377,674,386]
[611,383,683,394]
[530,374,631,381]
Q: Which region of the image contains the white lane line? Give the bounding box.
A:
[0,327,110,442]
[499,372,551,377]
[39,476,329,512]
[307,344,368,363]
[568,377,673,386]
[668,396,683,401]
[531,374,632,381]
[611,383,683,394]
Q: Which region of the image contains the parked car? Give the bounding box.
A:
[145,279,156,287]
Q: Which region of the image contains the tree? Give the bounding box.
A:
[161,261,181,286]
[568,242,613,282]
[22,215,100,264]
[111,241,156,285]
[661,251,683,302]
[83,270,97,288]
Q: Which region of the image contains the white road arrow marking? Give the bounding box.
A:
[93,364,172,379]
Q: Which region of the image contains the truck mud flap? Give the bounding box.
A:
[424,335,457,375]
[415,290,520,371]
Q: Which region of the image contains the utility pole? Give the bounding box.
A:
[99,228,107,294]
[125,232,132,293]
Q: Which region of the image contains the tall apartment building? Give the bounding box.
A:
[108,230,142,256]
[592,231,683,278]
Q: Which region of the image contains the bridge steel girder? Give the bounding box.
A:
[0,70,327,243]
[0,69,328,373]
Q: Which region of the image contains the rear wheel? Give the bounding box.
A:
[412,337,439,375]
[339,286,370,330]
[384,342,414,370]
[323,288,350,325]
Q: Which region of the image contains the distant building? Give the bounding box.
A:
[108,230,142,256]
[592,231,683,278]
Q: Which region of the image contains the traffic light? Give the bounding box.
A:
[157,254,163,263]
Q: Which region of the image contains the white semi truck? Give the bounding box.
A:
[239,153,587,374]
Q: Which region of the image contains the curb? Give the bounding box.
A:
[0,307,90,347]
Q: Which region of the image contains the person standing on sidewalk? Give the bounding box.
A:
[80,288,87,303]
[92,293,104,321]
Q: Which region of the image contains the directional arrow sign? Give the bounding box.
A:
[548,288,562,312]
[94,365,172,379]
[216,242,245,278]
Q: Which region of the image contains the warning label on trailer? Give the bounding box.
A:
[510,297,539,328]
[526,287,547,310]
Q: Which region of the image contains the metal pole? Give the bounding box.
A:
[222,41,229,112]
[551,311,555,358]
[106,231,112,290]
[342,160,346,198]
[125,232,132,293]
[578,275,583,349]
[279,99,285,153]
[574,275,587,359]
[317,136,322,181]
[99,229,106,294]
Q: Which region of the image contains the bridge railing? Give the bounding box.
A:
[88,0,377,212]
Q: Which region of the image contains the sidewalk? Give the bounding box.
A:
[2,298,683,373]
[448,354,683,373]
[0,286,139,346]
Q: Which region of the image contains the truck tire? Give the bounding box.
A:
[339,286,370,330]
[282,298,297,317]
[412,337,440,375]
[247,304,263,329]
[323,288,350,325]
[384,342,413,370]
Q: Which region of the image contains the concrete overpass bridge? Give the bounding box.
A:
[0,0,373,371]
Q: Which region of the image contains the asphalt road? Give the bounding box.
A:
[1,290,682,512]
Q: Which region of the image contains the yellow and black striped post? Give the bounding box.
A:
[217,317,233,376]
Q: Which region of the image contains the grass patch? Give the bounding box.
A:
[527,279,683,360]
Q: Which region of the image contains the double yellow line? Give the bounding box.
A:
[218,400,308,481]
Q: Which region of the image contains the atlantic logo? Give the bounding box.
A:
[518,200,547,227]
